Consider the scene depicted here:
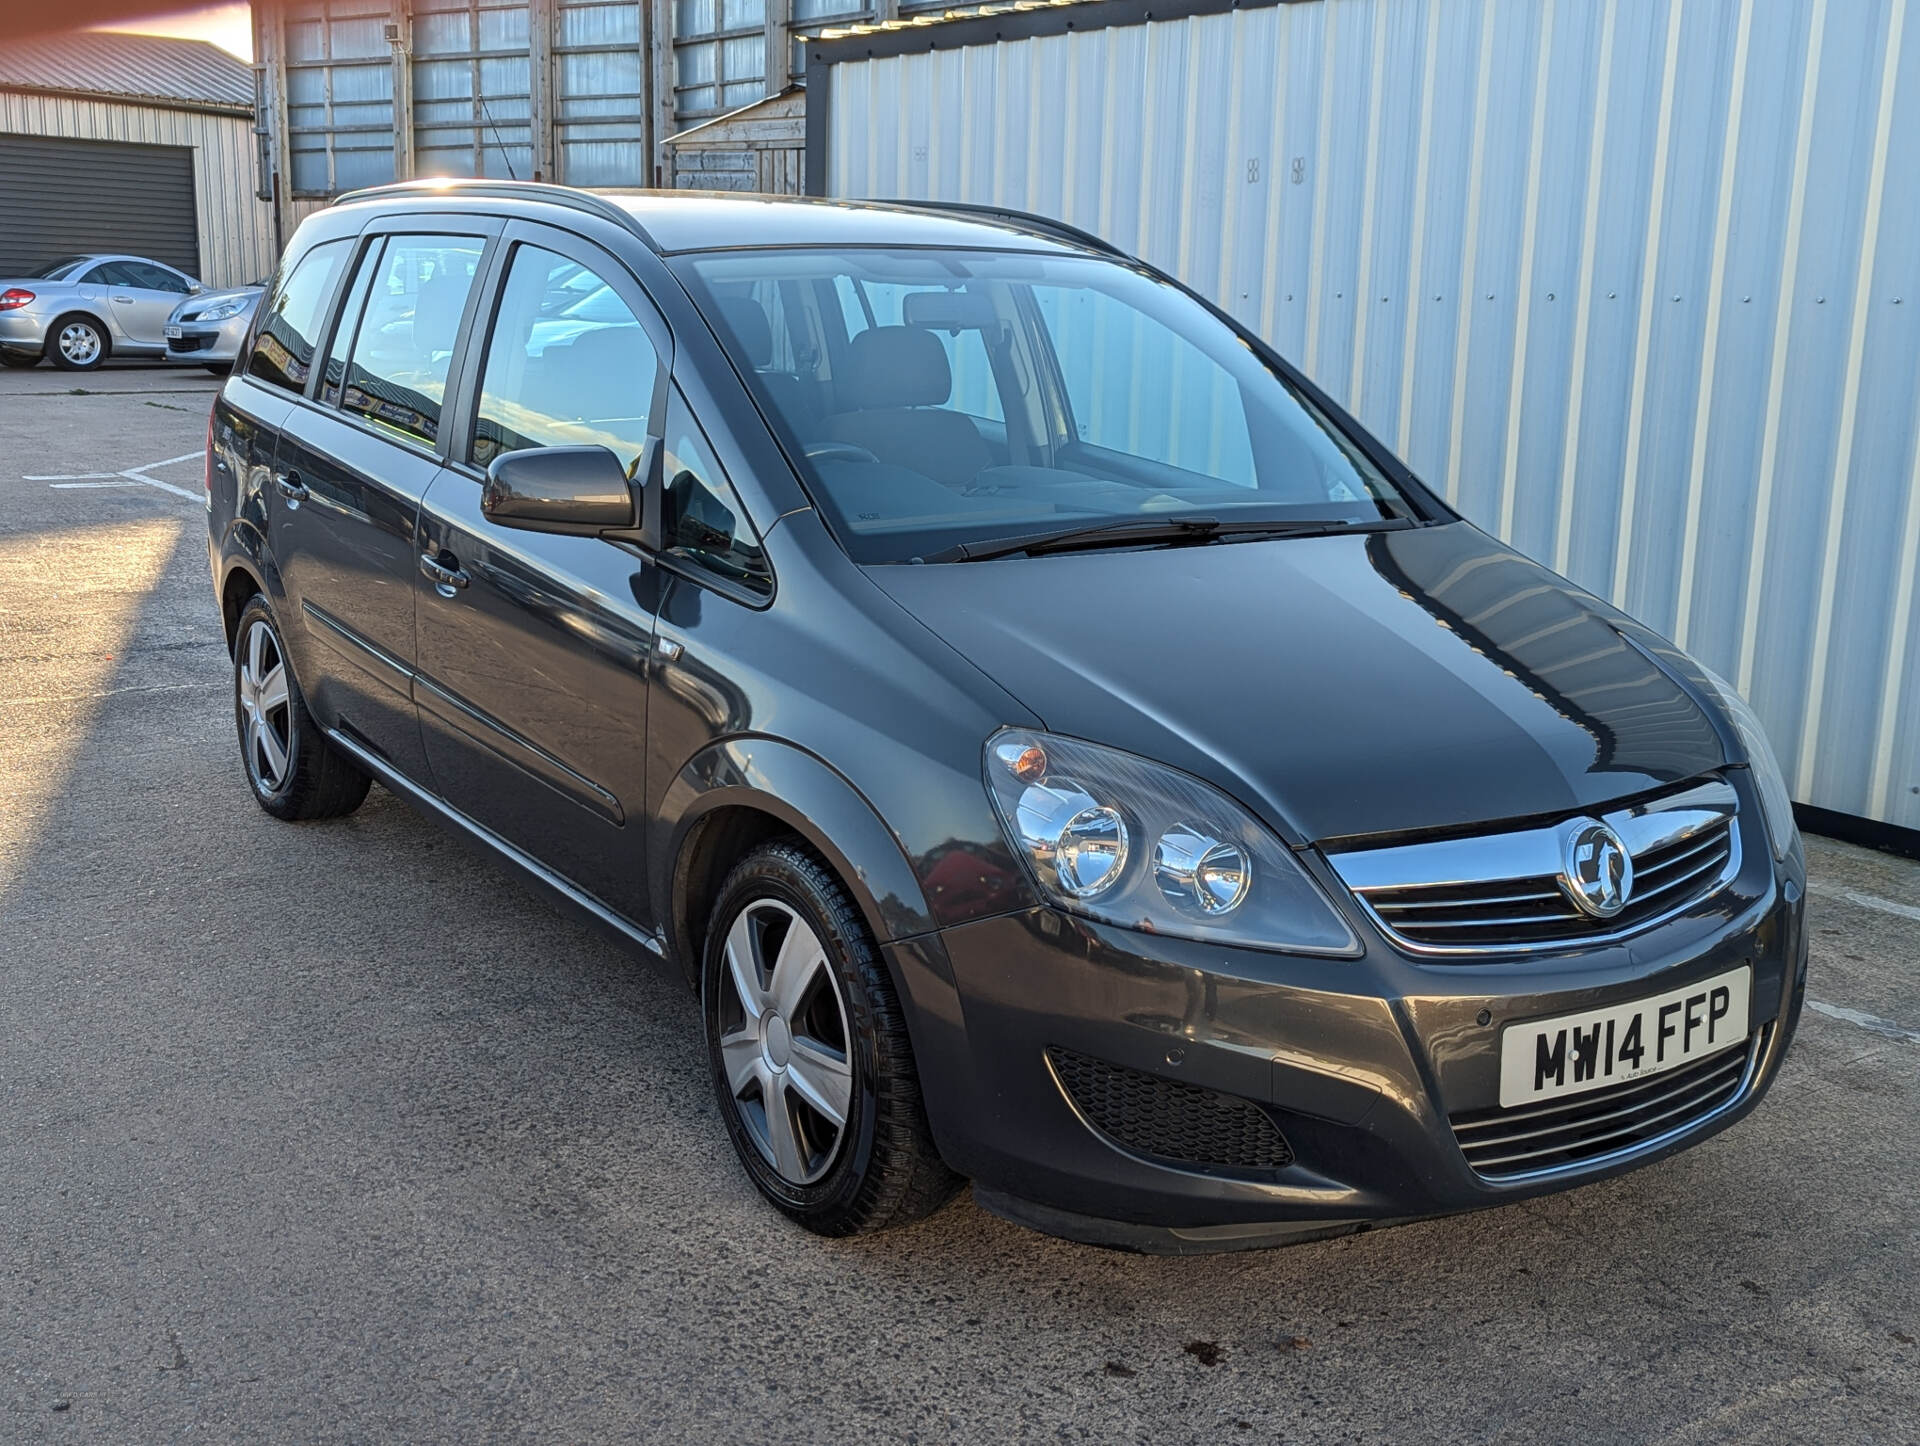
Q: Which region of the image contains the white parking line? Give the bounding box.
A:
[1809,880,1920,924]
[1806,1000,1920,1046]
[29,449,205,502]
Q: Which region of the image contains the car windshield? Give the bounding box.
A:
[26,255,93,280]
[677,246,1422,563]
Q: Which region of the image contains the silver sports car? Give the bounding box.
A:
[0,253,204,371]
[162,282,266,373]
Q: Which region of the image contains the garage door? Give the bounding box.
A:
[0,134,201,280]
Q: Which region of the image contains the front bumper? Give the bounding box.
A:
[164,312,250,365]
[890,803,1806,1251]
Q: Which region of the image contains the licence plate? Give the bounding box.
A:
[1498,965,1751,1108]
[165,324,183,338]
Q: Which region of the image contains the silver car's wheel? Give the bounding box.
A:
[236,616,293,793]
[49,316,107,371]
[716,899,854,1185]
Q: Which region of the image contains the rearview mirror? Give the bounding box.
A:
[483,445,638,536]
[901,289,996,331]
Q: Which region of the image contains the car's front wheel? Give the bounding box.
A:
[232,595,370,820]
[703,841,961,1235]
[47,315,109,371]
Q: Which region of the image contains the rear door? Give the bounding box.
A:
[269,221,497,783]
[413,223,669,923]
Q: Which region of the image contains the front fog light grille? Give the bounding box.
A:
[1046,1048,1294,1173]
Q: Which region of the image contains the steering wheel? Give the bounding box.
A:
[803,441,880,465]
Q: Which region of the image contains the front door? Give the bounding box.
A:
[414,228,669,923]
[271,225,494,783]
[88,259,191,349]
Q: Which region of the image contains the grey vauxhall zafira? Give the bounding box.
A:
[205,180,1806,1251]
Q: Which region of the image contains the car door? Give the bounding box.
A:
[413,225,670,924]
[118,261,197,347]
[270,221,497,784]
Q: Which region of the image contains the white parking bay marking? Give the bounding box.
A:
[1809,880,1920,924]
[30,448,204,502]
[1806,1000,1920,1046]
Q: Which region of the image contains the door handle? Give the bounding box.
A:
[275,471,307,505]
[112,295,134,305]
[419,551,470,594]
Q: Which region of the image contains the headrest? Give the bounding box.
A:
[412,268,469,353]
[714,295,773,368]
[842,326,951,409]
[565,323,652,370]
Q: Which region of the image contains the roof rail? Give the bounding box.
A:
[329,178,658,250]
[873,199,1128,258]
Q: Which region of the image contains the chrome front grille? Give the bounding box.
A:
[1328,779,1740,955]
[1449,1027,1765,1181]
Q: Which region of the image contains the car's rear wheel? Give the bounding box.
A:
[47,315,109,371]
[232,595,370,821]
[703,841,961,1235]
[0,349,38,368]
[204,363,233,376]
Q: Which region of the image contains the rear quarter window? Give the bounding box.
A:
[247,239,352,395]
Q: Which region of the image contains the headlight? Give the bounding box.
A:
[1697,666,1799,861]
[194,300,247,322]
[983,729,1359,954]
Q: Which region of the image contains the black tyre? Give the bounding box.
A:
[46,314,109,371]
[0,349,38,369]
[204,363,233,376]
[703,840,961,1235]
[232,595,371,821]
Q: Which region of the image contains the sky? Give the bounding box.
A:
[97,2,253,61]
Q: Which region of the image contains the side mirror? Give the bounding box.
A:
[483,445,639,536]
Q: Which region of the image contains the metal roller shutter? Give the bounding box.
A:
[0,133,200,279]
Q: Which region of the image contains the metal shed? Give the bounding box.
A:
[0,32,276,288]
[805,0,1920,841]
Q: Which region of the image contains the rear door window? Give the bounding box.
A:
[335,235,486,449]
[246,239,351,395]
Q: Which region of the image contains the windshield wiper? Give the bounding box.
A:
[918,513,1413,564]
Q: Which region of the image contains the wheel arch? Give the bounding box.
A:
[45,308,113,360]
[656,737,938,989]
[219,561,264,654]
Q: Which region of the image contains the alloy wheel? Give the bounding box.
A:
[237,618,293,792]
[58,321,103,367]
[716,899,854,1185]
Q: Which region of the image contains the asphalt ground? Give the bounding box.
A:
[2,364,1917,1444]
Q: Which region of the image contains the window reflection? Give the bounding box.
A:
[471,244,661,474]
[338,236,485,448]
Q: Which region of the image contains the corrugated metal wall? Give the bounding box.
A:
[823,0,1920,831]
[0,91,276,287]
